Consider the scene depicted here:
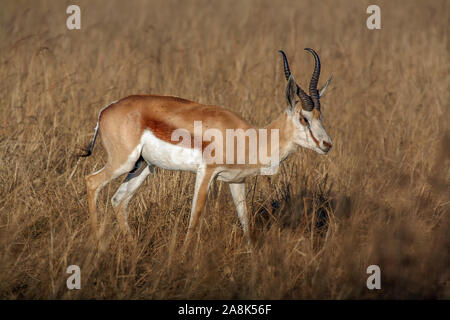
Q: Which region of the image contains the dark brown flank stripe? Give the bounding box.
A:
[142,118,210,150]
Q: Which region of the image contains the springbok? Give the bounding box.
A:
[82,48,332,246]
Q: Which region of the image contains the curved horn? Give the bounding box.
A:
[319,74,332,98]
[304,48,321,110]
[279,50,314,111]
[279,50,291,80]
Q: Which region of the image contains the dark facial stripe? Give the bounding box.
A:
[308,127,320,148]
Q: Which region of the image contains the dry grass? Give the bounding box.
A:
[0,0,448,299]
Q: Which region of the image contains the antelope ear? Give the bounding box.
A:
[286,75,298,111]
[319,74,332,98]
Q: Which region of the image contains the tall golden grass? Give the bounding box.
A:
[0,0,448,299]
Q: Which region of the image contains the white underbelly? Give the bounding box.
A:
[140,130,203,172]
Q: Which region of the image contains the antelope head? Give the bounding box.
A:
[280,48,333,155]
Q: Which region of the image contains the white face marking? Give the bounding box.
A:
[141,130,203,172]
[291,109,332,155]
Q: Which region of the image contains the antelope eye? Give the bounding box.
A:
[300,116,309,126]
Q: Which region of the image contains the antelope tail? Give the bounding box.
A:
[79,122,99,157]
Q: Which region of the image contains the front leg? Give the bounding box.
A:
[184,166,215,246]
[229,183,252,248]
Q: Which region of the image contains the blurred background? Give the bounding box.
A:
[0,0,448,299]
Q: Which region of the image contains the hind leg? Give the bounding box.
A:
[184,167,216,247]
[86,166,112,231]
[85,148,142,232]
[111,157,153,232]
[229,182,252,250]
